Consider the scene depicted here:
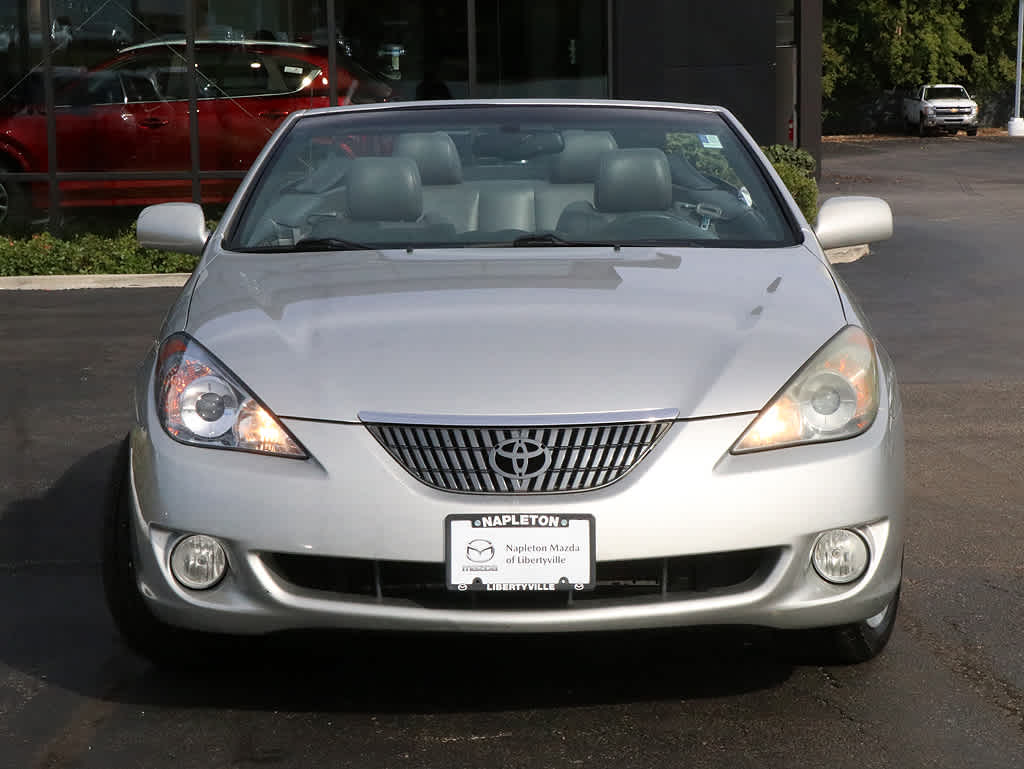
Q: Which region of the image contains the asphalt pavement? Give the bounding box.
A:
[2,134,1024,768]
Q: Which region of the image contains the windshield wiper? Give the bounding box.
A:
[230,237,374,253]
[511,233,618,248]
[292,237,373,251]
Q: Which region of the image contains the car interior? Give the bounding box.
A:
[232,122,794,250]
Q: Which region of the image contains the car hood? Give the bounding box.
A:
[926,98,975,107]
[184,245,846,421]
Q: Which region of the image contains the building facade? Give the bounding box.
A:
[0,0,822,231]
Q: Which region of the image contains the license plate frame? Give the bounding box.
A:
[445,513,596,592]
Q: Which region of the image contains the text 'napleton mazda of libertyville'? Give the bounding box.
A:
[103,99,903,667]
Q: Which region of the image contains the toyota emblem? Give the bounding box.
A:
[489,435,551,488]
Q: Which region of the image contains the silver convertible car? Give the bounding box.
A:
[104,99,903,667]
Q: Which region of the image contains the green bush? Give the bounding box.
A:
[770,162,819,223]
[0,226,199,276]
[761,144,817,179]
[761,144,818,224]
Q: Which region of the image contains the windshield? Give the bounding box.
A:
[227,104,798,252]
[925,87,970,100]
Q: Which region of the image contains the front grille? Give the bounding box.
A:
[263,549,779,610]
[364,420,673,494]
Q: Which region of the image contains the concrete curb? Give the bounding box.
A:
[0,273,191,290]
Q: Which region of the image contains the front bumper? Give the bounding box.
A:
[127,375,905,636]
[924,114,978,128]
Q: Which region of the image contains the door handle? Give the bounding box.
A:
[258,111,289,120]
[139,117,169,128]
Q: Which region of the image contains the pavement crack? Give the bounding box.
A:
[982,579,1024,600]
[901,610,1024,734]
[957,178,982,197]
[422,731,513,744]
[819,667,842,689]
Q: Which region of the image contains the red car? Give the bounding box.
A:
[0,40,391,229]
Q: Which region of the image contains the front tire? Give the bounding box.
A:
[780,586,901,665]
[918,114,927,138]
[825,586,900,663]
[102,436,229,668]
[967,128,978,137]
[0,168,31,233]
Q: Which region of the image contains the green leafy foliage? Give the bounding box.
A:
[761,145,817,179]
[771,162,819,224]
[666,135,818,223]
[824,0,1018,130]
[664,133,742,187]
[0,226,198,276]
[761,144,818,223]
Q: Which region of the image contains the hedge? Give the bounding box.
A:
[0,226,198,277]
[762,144,818,223]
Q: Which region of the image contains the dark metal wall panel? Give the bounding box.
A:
[662,65,776,142]
[797,0,823,179]
[612,0,805,148]
[661,0,775,68]
[611,0,664,100]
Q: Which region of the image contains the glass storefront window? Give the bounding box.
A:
[475,0,608,99]
[0,0,610,235]
[337,1,469,100]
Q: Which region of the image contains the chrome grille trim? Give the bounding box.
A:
[358,408,678,426]
[364,416,674,495]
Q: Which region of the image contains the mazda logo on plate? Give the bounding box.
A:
[466,539,495,562]
[489,436,551,487]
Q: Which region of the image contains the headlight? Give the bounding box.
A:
[155,333,307,458]
[923,104,934,115]
[732,326,879,453]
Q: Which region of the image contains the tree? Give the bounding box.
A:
[823,0,1017,130]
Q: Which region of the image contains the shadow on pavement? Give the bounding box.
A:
[0,442,794,715]
[113,625,793,713]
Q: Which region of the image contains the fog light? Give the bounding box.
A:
[811,529,869,584]
[170,534,227,590]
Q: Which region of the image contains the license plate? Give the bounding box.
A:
[445,513,595,592]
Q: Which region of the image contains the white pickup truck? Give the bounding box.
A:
[903,84,979,136]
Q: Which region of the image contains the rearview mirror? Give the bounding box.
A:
[473,130,564,160]
[137,202,208,255]
[814,196,893,251]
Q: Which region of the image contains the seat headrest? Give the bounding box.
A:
[347,157,423,221]
[551,130,618,183]
[595,149,673,213]
[393,131,463,185]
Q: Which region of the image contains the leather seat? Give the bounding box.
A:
[594,148,674,213]
[394,132,480,233]
[536,130,617,231]
[393,129,621,235]
[558,148,694,240]
[312,156,455,242]
[346,156,424,222]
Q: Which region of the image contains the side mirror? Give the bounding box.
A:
[137,202,208,255]
[814,196,893,251]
